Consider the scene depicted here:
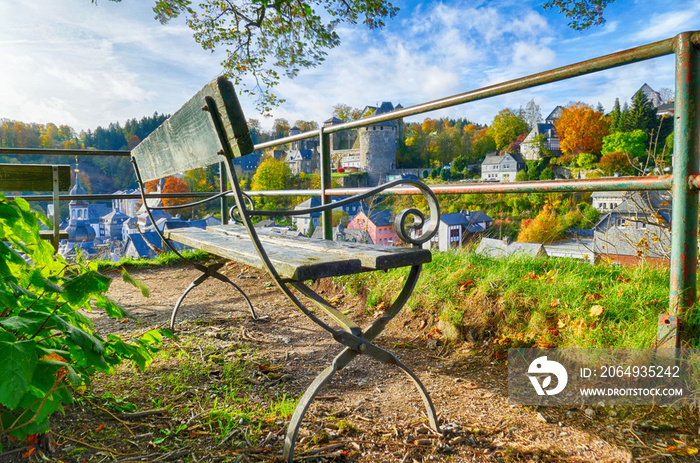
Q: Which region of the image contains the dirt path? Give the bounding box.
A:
[45,263,700,462]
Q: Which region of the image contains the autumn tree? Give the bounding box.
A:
[252,156,293,210]
[294,120,319,132]
[332,104,362,121]
[272,118,291,139]
[517,205,565,243]
[490,109,528,150]
[145,175,191,208]
[598,151,636,176]
[554,102,609,155]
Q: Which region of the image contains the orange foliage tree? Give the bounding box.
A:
[517,205,565,243]
[598,151,636,176]
[145,176,191,208]
[554,102,609,155]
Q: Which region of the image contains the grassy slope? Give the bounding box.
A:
[341,250,699,349]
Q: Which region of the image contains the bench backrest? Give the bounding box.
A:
[131,77,254,182]
[0,164,71,192]
[0,163,72,252]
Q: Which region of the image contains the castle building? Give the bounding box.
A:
[326,102,402,185]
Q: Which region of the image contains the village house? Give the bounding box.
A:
[412,210,493,252]
[520,106,563,160]
[593,190,671,266]
[480,151,526,182]
[347,209,396,246]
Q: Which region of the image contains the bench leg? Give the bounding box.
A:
[283,344,439,462]
[282,265,439,462]
[169,264,257,330]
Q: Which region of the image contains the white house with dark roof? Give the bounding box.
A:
[480,152,526,182]
[412,210,493,251]
[520,106,564,160]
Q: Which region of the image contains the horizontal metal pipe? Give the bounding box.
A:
[244,175,674,197]
[0,148,131,157]
[8,192,216,202]
[254,33,686,151]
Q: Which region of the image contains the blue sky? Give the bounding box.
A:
[1,0,699,134]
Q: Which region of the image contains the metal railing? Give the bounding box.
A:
[2,31,699,347]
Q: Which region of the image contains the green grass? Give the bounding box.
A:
[339,250,700,348]
[94,249,211,271]
[95,333,296,448]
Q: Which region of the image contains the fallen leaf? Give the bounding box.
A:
[679,447,699,456]
[550,299,561,308]
[458,280,474,291]
[585,292,603,302]
[96,424,105,432]
[589,305,604,317]
[557,319,566,329]
[22,448,36,458]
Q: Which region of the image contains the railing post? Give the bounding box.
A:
[319,126,332,240]
[51,165,60,252]
[666,32,700,348]
[220,162,228,225]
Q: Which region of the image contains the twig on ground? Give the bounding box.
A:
[84,397,136,437]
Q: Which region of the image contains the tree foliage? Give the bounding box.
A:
[598,151,636,176]
[601,130,648,160]
[542,0,615,30]
[124,0,398,114]
[554,102,609,155]
[0,195,167,446]
[252,156,292,192]
[517,205,565,243]
[490,109,529,150]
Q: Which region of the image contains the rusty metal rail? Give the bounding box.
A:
[2,31,699,347]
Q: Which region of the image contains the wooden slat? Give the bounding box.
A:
[165,227,363,281]
[39,230,68,240]
[0,164,71,191]
[131,77,254,182]
[208,224,432,270]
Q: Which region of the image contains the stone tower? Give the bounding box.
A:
[359,102,399,185]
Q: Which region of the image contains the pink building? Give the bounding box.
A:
[347,209,396,246]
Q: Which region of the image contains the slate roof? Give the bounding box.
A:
[481,152,524,166]
[640,83,663,108]
[101,209,129,222]
[233,153,262,171]
[125,231,168,259]
[366,209,393,227]
[476,237,547,258]
[286,149,314,162]
[440,211,492,226]
[545,106,565,123]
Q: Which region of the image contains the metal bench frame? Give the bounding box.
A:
[130,77,442,461]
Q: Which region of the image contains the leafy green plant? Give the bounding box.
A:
[0,194,169,448]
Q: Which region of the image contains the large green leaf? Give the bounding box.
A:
[62,271,111,305]
[0,311,52,335]
[0,340,37,409]
[121,270,150,297]
[93,294,132,319]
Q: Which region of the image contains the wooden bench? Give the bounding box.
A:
[130,77,442,461]
[0,163,71,250]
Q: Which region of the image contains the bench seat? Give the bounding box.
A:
[165,224,432,281]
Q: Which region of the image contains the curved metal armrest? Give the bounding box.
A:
[247,179,441,246]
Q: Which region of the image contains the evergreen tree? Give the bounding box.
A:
[627,89,659,136]
[609,98,622,133]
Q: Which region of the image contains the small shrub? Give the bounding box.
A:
[0,195,169,447]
